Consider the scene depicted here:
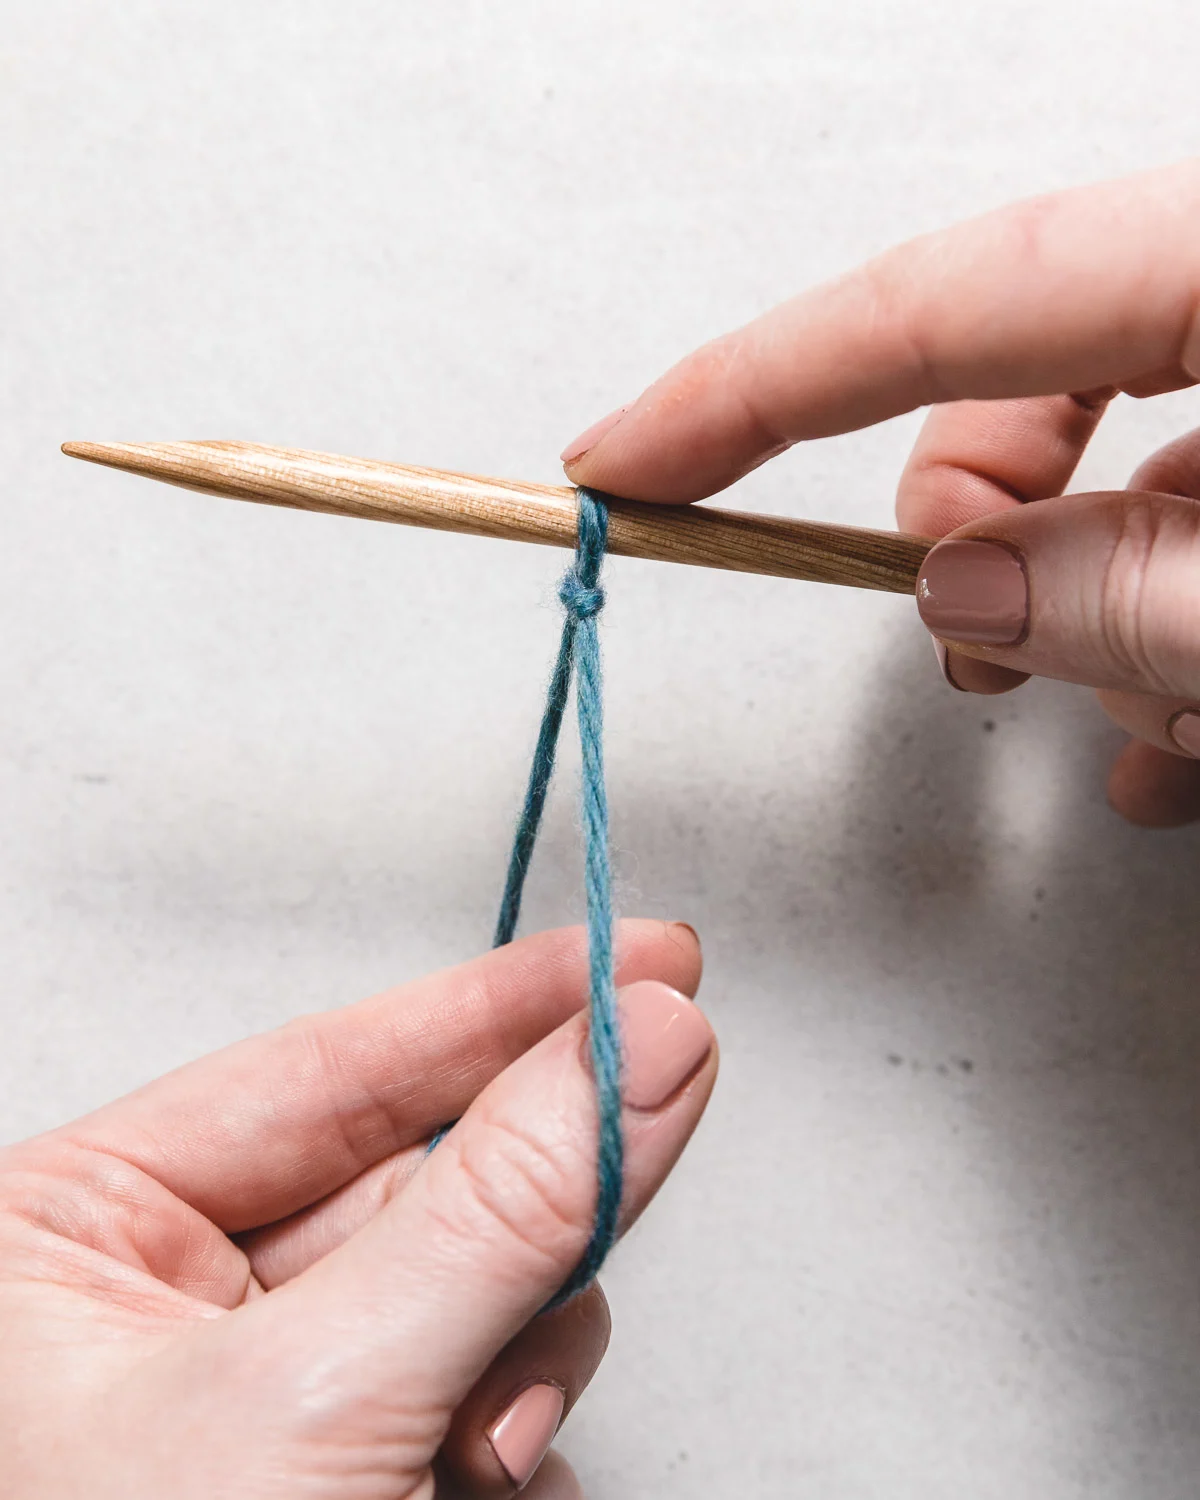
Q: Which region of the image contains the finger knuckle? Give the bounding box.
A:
[286,1021,406,1176]
[856,247,956,406]
[1098,497,1200,694]
[439,1109,593,1276]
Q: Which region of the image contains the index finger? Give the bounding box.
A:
[55,920,702,1233]
[565,160,1200,504]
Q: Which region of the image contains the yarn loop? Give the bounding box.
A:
[492,489,621,1306]
[428,491,620,1307]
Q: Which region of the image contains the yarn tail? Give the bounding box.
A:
[493,611,575,948]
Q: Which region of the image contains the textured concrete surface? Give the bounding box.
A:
[3,3,1200,1495]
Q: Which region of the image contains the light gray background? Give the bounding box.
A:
[3,3,1200,1495]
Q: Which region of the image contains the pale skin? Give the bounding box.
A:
[0,921,715,1499]
[564,159,1200,828]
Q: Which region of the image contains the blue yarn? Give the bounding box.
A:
[492,490,621,1305]
[426,492,620,1305]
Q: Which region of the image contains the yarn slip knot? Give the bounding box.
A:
[558,572,605,620]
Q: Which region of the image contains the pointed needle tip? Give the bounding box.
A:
[62,441,148,469]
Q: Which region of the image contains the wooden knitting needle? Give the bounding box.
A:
[62,439,934,595]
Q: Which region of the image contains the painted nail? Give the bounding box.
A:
[618,980,713,1110]
[560,405,629,465]
[916,540,1029,646]
[487,1383,565,1491]
[1168,709,1200,758]
[933,638,966,692]
[670,919,702,955]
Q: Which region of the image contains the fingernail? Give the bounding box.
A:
[618,979,713,1110]
[1168,709,1200,758]
[933,638,966,692]
[560,405,629,465]
[487,1383,565,1491]
[916,540,1029,646]
[669,919,701,953]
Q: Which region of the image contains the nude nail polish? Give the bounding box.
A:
[669,919,702,954]
[1168,710,1200,758]
[916,539,1029,646]
[487,1383,564,1491]
[617,980,713,1110]
[560,405,628,465]
[933,638,966,691]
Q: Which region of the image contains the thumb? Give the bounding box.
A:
[201,979,716,1479]
[914,489,1200,705]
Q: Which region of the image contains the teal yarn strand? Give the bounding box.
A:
[494,491,607,945]
[493,490,622,1304]
[426,491,621,1303]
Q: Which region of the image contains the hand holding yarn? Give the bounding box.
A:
[564,160,1200,829]
[0,924,714,1499]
